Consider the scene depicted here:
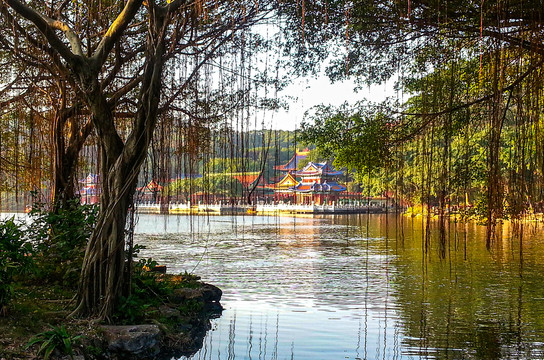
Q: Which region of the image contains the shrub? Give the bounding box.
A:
[0,218,33,315]
[28,199,97,287]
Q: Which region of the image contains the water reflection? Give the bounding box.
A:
[391,216,544,359]
[134,214,544,359]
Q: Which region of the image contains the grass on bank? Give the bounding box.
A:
[0,201,213,359]
[0,284,78,358]
[1,269,209,359]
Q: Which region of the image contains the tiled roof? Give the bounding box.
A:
[265,173,298,189]
[232,173,262,186]
[137,180,163,193]
[294,162,343,177]
[273,150,309,171]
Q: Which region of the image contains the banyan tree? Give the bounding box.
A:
[0,0,298,320]
[5,0,544,320]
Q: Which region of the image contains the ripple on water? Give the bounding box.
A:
[134,214,544,360]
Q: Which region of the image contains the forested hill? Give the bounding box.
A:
[139,128,319,188]
[211,129,301,171]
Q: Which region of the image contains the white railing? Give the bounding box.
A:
[135,201,161,213]
[255,203,385,213]
[136,201,396,214]
[169,202,191,211]
[197,203,223,212]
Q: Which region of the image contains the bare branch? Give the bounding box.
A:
[108,75,144,106]
[0,86,34,108]
[101,44,146,90]
[0,6,70,76]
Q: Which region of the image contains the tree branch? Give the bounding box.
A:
[0,6,70,77]
[101,44,146,90]
[4,0,82,63]
[161,0,189,14]
[91,0,144,69]
[108,75,144,107]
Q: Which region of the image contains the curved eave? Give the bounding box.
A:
[294,171,344,177]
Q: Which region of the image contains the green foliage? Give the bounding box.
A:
[115,294,153,324]
[113,257,158,324]
[207,129,304,179]
[280,0,544,220]
[467,195,493,224]
[301,102,392,176]
[300,46,544,219]
[177,270,202,283]
[28,198,97,287]
[25,325,82,360]
[84,344,103,357]
[178,298,204,314]
[205,157,259,174]
[0,218,33,314]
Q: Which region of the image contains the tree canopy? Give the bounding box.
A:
[300,0,544,227]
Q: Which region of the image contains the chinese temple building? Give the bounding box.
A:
[291,162,347,204]
[268,173,298,192]
[136,180,164,202]
[264,172,299,202]
[229,172,264,188]
[79,173,100,204]
[268,160,347,205]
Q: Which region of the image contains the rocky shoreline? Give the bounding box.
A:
[85,283,223,359]
[4,282,224,360]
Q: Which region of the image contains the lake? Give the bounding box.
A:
[134,213,544,360]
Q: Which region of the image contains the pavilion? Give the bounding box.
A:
[290,162,347,205]
[273,148,310,175]
[268,160,347,205]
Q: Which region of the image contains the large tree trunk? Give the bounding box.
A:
[73,15,165,319]
[51,97,76,209]
[72,121,150,319]
[53,153,76,206]
[51,102,93,211]
[73,160,136,319]
[52,124,79,209]
[70,93,133,319]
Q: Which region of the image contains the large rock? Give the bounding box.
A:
[169,288,204,304]
[201,283,222,302]
[101,324,161,357]
[169,283,222,305]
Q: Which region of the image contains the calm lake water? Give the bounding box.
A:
[134,214,544,360]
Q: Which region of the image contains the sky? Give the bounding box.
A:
[219,23,401,132]
[268,76,398,131]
